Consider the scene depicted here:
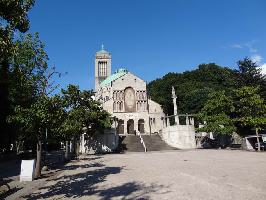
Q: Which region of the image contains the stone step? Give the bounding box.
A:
[142,135,178,151]
[119,135,145,152]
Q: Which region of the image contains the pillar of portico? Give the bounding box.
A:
[186,114,190,125]
[124,119,127,134]
[190,117,194,126]
[134,119,138,134]
[175,115,179,125]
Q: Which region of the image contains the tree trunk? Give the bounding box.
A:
[0,58,11,152]
[256,128,261,152]
[35,138,42,179]
[65,141,69,161]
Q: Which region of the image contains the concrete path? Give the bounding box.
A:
[6,150,266,200]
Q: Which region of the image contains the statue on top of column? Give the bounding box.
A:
[172,86,179,124]
[172,86,176,99]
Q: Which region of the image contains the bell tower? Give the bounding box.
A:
[94,44,111,91]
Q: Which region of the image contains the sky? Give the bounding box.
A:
[28,0,266,91]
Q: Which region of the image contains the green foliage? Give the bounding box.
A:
[0,0,35,152]
[148,59,265,137]
[0,33,49,151]
[197,87,266,135]
[235,58,265,87]
[0,0,35,59]
[9,33,48,107]
[234,58,266,98]
[0,0,35,32]
[58,85,112,140]
[233,86,266,130]
[197,91,236,135]
[147,63,236,114]
[7,95,64,140]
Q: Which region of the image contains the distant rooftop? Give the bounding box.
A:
[100,68,128,87]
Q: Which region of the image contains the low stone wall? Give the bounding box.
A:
[160,125,196,149]
[80,129,119,154]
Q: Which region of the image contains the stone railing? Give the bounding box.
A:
[164,114,194,127]
[136,131,147,152]
[161,114,196,149]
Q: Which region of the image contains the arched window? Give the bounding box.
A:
[113,102,116,111]
[120,91,123,100]
[120,102,123,111]
[117,102,120,111]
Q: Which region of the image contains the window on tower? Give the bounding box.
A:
[98,61,108,77]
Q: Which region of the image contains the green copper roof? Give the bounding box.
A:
[96,44,109,54]
[100,68,128,87]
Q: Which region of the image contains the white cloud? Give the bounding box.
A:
[250,54,266,75]
[228,40,265,75]
[251,54,263,63]
[230,44,243,49]
[229,40,258,53]
[260,63,266,75]
[244,40,258,53]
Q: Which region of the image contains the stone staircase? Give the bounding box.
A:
[118,134,178,152]
[142,135,178,151]
[119,135,145,152]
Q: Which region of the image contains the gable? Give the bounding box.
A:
[111,72,146,91]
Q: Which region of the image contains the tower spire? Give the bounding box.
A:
[101,44,104,50]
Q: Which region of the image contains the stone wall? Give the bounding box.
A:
[160,124,196,149]
[148,99,165,133]
[79,129,119,154]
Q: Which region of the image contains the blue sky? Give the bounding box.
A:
[28,0,266,91]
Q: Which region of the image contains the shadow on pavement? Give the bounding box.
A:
[23,156,166,199]
[0,159,21,180]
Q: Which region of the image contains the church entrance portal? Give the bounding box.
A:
[138,119,145,133]
[127,119,134,134]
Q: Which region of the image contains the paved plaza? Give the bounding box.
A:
[5,150,266,200]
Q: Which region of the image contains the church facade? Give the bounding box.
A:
[94,46,165,134]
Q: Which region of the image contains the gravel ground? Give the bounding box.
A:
[4,149,266,200]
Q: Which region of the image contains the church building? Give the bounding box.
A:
[94,46,165,135]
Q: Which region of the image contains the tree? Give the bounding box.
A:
[7,33,62,178]
[197,90,236,135]
[59,85,112,159]
[3,33,49,152]
[8,95,64,178]
[234,58,266,99]
[233,86,266,151]
[0,0,35,60]
[0,0,35,152]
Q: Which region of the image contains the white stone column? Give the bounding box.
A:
[105,62,107,75]
[186,115,189,125]
[190,117,194,126]
[175,115,179,125]
[172,86,178,115]
[134,119,138,134]
[124,119,127,134]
